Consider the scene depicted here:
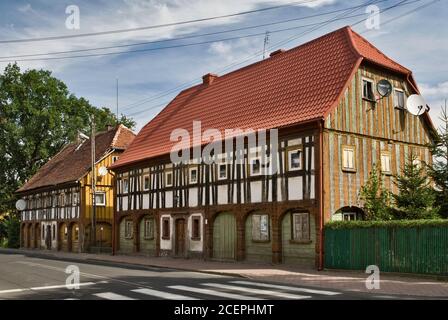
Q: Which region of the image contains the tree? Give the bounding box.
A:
[359,164,392,220]
[0,63,135,215]
[392,154,438,220]
[427,101,448,218]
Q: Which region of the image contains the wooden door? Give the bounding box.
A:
[36,225,41,249]
[213,212,236,261]
[175,219,186,256]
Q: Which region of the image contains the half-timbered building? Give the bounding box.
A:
[17,125,135,252]
[110,26,435,268]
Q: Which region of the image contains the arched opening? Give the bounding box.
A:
[71,223,80,253]
[333,206,364,221]
[119,217,134,254]
[244,212,272,263]
[29,224,35,249]
[59,223,68,251]
[21,224,28,248]
[139,215,156,256]
[212,212,236,261]
[35,224,41,249]
[281,210,316,267]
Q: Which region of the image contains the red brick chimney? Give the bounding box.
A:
[202,73,218,85]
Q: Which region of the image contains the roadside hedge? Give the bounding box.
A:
[325,219,448,230]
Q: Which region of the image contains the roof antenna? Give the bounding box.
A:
[263,31,270,60]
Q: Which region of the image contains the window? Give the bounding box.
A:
[252,214,270,241]
[362,78,375,100]
[122,178,129,193]
[381,152,392,174]
[124,220,133,239]
[73,193,79,205]
[394,89,405,109]
[74,227,79,241]
[287,147,303,171]
[218,163,227,180]
[143,174,150,191]
[94,192,106,206]
[189,167,198,184]
[65,193,71,206]
[250,157,261,176]
[52,194,57,207]
[342,145,356,172]
[112,156,119,163]
[292,212,310,242]
[162,217,170,239]
[59,193,65,206]
[165,171,173,187]
[64,227,68,239]
[143,218,154,240]
[191,216,201,240]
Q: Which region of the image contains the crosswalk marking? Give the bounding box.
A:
[202,283,311,299]
[231,281,341,296]
[169,285,265,300]
[132,288,199,300]
[94,292,136,300]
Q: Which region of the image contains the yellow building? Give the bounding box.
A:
[16,125,135,253]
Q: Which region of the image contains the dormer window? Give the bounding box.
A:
[362,78,375,101]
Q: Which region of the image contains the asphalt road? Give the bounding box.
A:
[0,252,424,300]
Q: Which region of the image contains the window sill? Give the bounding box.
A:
[143,237,155,241]
[382,172,392,176]
[289,239,312,245]
[252,239,270,243]
[342,168,357,173]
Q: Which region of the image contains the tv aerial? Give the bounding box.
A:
[406,94,430,116]
[15,199,26,211]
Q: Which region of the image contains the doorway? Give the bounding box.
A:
[175,218,186,257]
[45,225,52,250]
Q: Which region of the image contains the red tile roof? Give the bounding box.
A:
[17,124,135,193]
[111,26,424,169]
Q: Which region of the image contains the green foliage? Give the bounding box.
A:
[427,103,448,218]
[0,63,135,213]
[1,213,20,248]
[392,154,439,219]
[325,219,447,230]
[358,164,392,220]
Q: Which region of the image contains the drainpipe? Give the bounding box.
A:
[318,120,324,271]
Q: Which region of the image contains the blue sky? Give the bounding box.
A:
[0,0,446,131]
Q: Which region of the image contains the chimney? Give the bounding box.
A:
[270,49,286,57]
[202,73,218,85]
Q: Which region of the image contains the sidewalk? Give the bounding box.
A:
[2,248,447,298]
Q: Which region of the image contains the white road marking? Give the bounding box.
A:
[0,282,99,295]
[231,281,341,296]
[202,283,311,299]
[169,285,264,300]
[94,292,136,300]
[132,288,199,300]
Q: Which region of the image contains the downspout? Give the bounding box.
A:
[318,120,324,271]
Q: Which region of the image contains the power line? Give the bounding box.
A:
[0,0,392,60]
[0,0,322,44]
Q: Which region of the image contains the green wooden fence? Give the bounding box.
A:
[324,225,448,275]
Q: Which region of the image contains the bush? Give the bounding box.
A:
[325,219,448,230]
[5,216,20,248]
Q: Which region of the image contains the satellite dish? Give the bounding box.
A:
[377,79,393,97]
[15,199,26,211]
[98,166,108,176]
[406,94,429,116]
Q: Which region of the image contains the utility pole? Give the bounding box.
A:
[90,115,97,248]
[263,31,270,60]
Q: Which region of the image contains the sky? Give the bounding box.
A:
[0,0,446,131]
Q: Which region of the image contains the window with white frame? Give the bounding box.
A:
[73,193,79,205]
[218,163,227,180]
[252,214,269,241]
[250,157,261,176]
[59,193,65,206]
[394,88,405,109]
[381,152,392,174]
[143,218,154,239]
[165,171,173,187]
[122,177,129,193]
[143,174,150,191]
[94,192,106,206]
[362,78,375,100]
[292,212,310,241]
[287,147,303,171]
[189,167,198,184]
[342,145,356,171]
[125,220,133,239]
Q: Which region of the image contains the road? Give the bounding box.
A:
[0,252,423,300]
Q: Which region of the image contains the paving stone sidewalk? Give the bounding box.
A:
[2,248,447,298]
